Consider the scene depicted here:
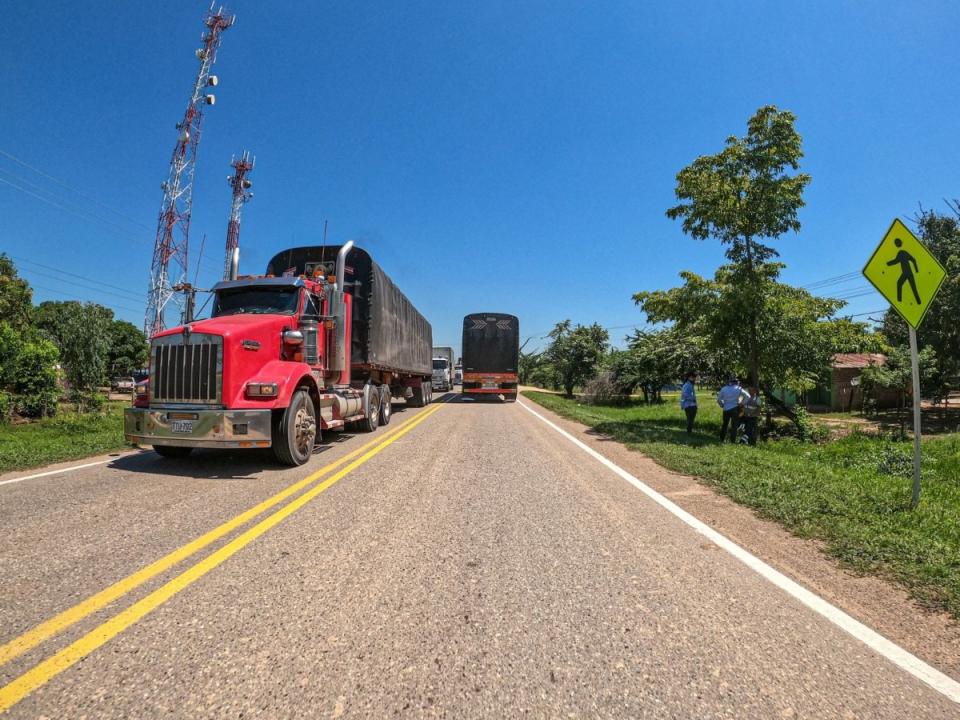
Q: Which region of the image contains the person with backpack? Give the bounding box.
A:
[740,386,763,446]
[679,371,698,434]
[716,376,745,443]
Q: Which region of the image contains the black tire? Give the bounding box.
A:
[153,445,193,458]
[424,382,432,406]
[272,388,318,466]
[378,385,392,426]
[505,393,517,403]
[359,384,381,432]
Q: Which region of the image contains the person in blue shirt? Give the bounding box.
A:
[679,371,698,434]
[716,376,746,443]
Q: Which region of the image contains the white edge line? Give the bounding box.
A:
[518,399,960,704]
[0,459,112,487]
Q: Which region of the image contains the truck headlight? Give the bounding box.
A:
[246,382,279,397]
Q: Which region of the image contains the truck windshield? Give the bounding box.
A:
[433,359,448,370]
[212,287,300,317]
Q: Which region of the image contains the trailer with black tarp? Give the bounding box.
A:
[266,244,434,406]
[461,312,519,402]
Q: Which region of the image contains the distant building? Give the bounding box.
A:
[827,353,898,411]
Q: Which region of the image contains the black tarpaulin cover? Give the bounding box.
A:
[266,245,432,376]
[462,313,519,373]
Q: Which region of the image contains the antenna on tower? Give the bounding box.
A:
[144,5,234,336]
[223,150,254,280]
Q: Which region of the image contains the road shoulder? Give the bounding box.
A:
[518,395,960,682]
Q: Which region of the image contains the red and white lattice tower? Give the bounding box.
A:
[144,5,234,336]
[223,151,254,279]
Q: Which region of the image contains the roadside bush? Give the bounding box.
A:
[0,390,12,424]
[791,407,830,443]
[12,338,60,418]
[582,372,628,406]
[70,390,106,414]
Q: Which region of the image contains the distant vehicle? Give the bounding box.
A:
[111,377,135,392]
[461,313,519,402]
[432,346,455,392]
[125,243,433,466]
[454,363,463,385]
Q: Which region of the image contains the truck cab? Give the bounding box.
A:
[432,357,452,392]
[125,242,430,466]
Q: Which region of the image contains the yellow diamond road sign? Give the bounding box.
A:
[863,218,947,328]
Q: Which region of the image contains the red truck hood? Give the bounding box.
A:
[153,314,295,341]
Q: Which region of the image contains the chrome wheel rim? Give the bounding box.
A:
[293,403,316,455]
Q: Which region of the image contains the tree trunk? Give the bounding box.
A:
[744,235,761,387]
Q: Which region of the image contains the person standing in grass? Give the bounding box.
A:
[716,376,745,443]
[740,386,763,446]
[680,371,698,434]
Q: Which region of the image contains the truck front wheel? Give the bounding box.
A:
[359,384,381,432]
[272,389,317,466]
[153,445,193,459]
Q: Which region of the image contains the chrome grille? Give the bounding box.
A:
[150,334,222,405]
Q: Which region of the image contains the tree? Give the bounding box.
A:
[36,301,114,404]
[860,345,937,436]
[609,327,716,403]
[880,205,960,402]
[666,105,811,387]
[107,320,149,377]
[544,320,609,397]
[635,266,880,413]
[0,254,33,330]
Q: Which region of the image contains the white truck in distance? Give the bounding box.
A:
[432,346,455,392]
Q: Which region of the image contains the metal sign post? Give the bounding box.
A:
[908,327,922,508]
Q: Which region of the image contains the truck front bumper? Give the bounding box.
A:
[124,407,273,449]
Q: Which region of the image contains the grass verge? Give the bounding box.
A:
[0,402,130,474]
[523,390,960,619]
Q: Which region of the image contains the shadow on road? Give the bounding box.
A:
[108,398,450,480]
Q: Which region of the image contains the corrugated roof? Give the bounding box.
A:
[832,353,887,369]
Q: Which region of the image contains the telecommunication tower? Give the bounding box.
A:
[224,151,254,279]
[144,5,234,336]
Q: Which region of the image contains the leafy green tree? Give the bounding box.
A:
[609,327,715,403]
[544,320,609,397]
[860,346,937,435]
[665,105,811,387]
[107,320,149,377]
[12,338,60,417]
[36,301,114,405]
[635,266,879,414]
[0,254,33,330]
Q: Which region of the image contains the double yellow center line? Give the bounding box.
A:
[0,402,443,713]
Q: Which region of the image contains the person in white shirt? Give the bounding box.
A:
[716,376,746,443]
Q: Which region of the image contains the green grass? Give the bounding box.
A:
[0,403,131,474]
[524,391,960,618]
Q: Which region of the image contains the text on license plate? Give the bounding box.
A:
[171,420,193,434]
[483,380,497,388]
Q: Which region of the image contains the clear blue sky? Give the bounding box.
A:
[2,1,957,353]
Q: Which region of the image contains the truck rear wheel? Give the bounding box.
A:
[359,384,380,432]
[378,385,392,426]
[272,388,317,466]
[153,445,193,459]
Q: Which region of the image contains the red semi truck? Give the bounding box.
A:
[125,242,434,465]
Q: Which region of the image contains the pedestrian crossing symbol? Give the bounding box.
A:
[862,218,947,328]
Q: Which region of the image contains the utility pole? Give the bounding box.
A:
[145,4,234,336]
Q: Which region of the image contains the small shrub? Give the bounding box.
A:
[0,390,12,424]
[70,390,106,414]
[875,444,913,478]
[582,372,627,406]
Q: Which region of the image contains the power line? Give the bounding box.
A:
[18,267,144,305]
[27,280,143,316]
[9,255,144,301]
[0,147,152,231]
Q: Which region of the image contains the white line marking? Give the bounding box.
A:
[518,399,960,704]
[0,459,113,488]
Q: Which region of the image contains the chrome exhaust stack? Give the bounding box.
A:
[229,247,240,281]
[335,240,354,291]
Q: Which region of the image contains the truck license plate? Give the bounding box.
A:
[171,420,193,434]
[483,380,497,388]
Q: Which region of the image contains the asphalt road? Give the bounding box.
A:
[1,394,957,718]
